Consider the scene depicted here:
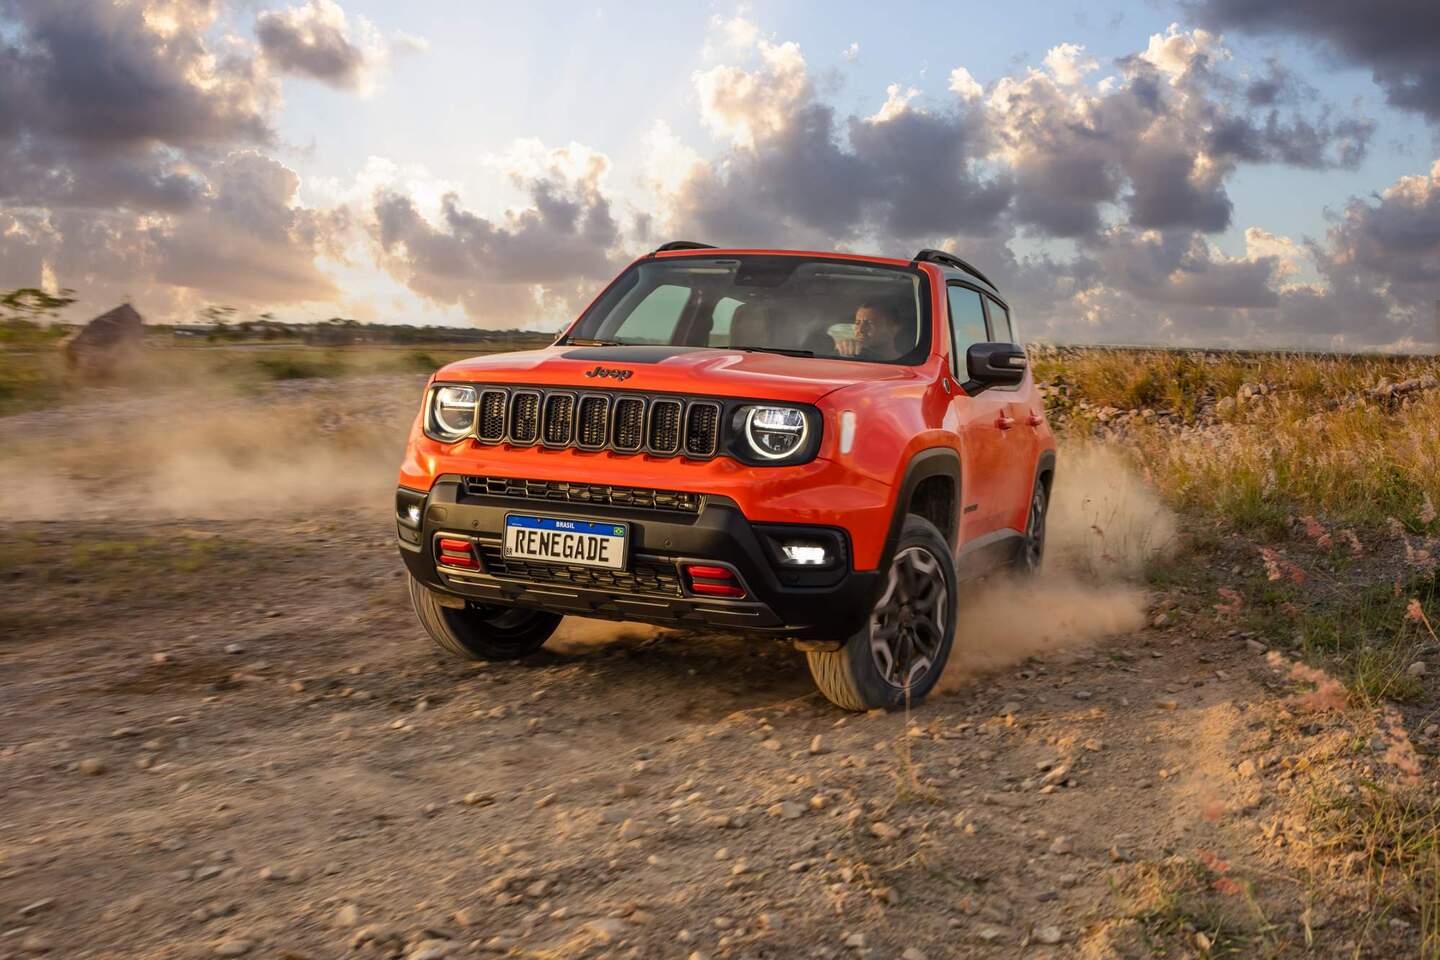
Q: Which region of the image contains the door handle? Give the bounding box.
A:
[1026,410,1043,427]
[996,413,1015,430]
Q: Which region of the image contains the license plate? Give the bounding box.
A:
[502,514,629,570]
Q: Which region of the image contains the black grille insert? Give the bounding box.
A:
[576,395,609,449]
[684,401,721,457]
[476,544,683,597]
[542,393,575,446]
[463,476,702,514]
[510,391,540,445]
[612,396,645,452]
[478,389,507,443]
[648,398,683,455]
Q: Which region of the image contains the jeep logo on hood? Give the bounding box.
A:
[584,365,633,381]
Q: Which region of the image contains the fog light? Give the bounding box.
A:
[779,542,830,566]
[404,504,422,526]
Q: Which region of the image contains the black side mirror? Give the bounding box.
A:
[966,342,1026,387]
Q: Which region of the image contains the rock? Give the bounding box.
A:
[62,303,143,375]
[869,821,901,841]
[1048,836,1072,855]
[1215,396,1237,418]
[452,907,481,928]
[351,925,402,949]
[585,918,627,944]
[843,931,867,948]
[999,701,1021,716]
[1245,639,1268,654]
[1150,612,1170,629]
[1407,661,1427,678]
[809,735,828,755]
[1108,845,1132,862]
[902,949,927,960]
[334,903,360,927]
[406,940,457,960]
[1237,759,1258,778]
[618,818,646,841]
[213,940,253,957]
[462,792,494,807]
[1035,925,1063,945]
[1040,764,1071,787]
[975,925,1006,942]
[759,738,782,751]
[224,643,246,655]
[1156,699,1179,711]
[616,781,643,798]
[78,757,106,776]
[769,801,804,820]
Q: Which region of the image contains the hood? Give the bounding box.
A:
[436,344,925,405]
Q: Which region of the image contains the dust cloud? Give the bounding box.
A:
[941,442,1177,687]
[0,378,418,521]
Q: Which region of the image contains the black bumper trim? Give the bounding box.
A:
[397,478,879,639]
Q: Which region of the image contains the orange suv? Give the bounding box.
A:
[396,244,1056,710]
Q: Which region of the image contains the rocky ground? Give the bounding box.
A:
[0,377,1430,959]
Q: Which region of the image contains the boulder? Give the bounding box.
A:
[63,303,143,374]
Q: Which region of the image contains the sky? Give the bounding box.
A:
[1,0,1438,350]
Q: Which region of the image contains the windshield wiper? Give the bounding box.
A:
[730,344,814,357]
[560,337,624,346]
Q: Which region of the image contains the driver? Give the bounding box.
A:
[834,302,903,359]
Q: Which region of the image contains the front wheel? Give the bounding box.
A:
[407,575,562,660]
[805,515,957,711]
[1016,475,1049,576]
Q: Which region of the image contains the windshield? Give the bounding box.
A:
[564,256,929,364]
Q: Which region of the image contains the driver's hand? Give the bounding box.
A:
[835,338,861,356]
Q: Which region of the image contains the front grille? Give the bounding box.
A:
[453,385,728,459]
[476,544,683,597]
[463,476,702,514]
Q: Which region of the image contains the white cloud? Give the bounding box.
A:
[1043,42,1098,86]
[947,66,983,100]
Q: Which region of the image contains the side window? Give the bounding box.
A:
[986,297,1014,344]
[946,285,988,377]
[613,284,691,343]
[707,296,743,346]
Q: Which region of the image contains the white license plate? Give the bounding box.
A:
[502,514,629,570]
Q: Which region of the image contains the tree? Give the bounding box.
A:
[0,287,77,323]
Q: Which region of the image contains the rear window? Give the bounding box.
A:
[567,256,929,364]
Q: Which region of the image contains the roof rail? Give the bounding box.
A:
[911,248,997,291]
[651,240,717,254]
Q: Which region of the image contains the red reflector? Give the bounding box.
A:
[438,538,471,554]
[437,554,478,569]
[684,564,734,580]
[691,581,746,598]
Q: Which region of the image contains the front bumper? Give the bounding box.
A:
[396,477,879,640]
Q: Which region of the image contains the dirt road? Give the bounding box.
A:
[0,378,1405,958]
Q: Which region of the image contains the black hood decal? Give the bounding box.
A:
[560,345,710,364]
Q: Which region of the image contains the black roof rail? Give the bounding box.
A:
[911,248,997,291]
[651,240,717,254]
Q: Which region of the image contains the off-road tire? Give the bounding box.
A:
[407,575,562,660]
[806,515,957,711]
[1016,475,1049,576]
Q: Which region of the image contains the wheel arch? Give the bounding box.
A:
[879,447,962,573]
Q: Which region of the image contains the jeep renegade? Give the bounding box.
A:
[396,244,1056,711]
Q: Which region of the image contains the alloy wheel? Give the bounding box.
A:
[868,545,949,690]
[1021,484,1047,572]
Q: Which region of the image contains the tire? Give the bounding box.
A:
[407,575,562,661]
[805,515,957,711]
[1016,475,1049,576]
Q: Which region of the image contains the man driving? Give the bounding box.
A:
[834,301,903,359]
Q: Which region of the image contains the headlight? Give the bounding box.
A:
[743,405,808,460]
[425,384,477,441]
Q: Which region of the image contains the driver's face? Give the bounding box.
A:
[853,307,898,352]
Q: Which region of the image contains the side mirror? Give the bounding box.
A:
[966,342,1027,387]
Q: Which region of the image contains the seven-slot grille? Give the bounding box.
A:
[465,386,722,459]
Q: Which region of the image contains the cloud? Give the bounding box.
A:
[947,66,983,101]
[1187,0,1440,124]
[1043,42,1099,86]
[371,143,622,326]
[256,0,412,93]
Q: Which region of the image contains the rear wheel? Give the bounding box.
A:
[1017,476,1049,576]
[407,575,562,660]
[806,515,957,711]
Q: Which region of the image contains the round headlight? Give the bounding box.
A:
[744,405,808,460]
[428,385,477,441]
